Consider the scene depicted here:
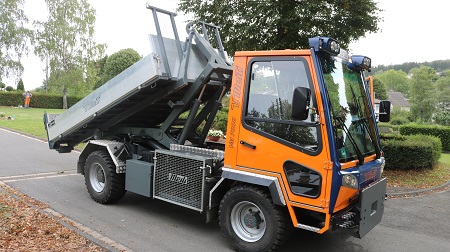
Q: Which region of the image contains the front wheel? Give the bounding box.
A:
[219,185,289,252]
[84,150,125,204]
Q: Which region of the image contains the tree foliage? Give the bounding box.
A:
[97,48,141,88]
[16,78,24,91]
[374,59,450,74]
[0,0,32,82]
[409,66,438,122]
[33,0,105,99]
[372,77,388,100]
[375,69,410,96]
[178,0,382,56]
[434,111,450,126]
[93,56,108,89]
[436,70,450,110]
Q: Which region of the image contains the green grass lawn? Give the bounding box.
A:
[0,106,64,140]
[384,153,450,188]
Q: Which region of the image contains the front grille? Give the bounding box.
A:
[154,149,211,212]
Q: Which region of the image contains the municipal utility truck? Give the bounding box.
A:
[44,5,390,252]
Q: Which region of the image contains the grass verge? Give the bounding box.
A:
[384,153,450,188]
[0,106,64,140]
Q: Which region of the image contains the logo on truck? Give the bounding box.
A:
[168,173,188,184]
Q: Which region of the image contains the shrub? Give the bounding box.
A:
[377,123,399,133]
[408,135,442,165]
[208,129,223,137]
[400,124,450,151]
[380,133,407,141]
[390,117,409,125]
[381,134,441,170]
[434,111,450,126]
[212,110,228,133]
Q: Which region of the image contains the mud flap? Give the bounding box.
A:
[357,177,387,238]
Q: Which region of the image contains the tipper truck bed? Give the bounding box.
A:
[44,18,232,152]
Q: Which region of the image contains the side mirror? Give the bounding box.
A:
[292,87,311,121]
[378,100,391,122]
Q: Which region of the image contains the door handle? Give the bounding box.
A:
[240,140,256,149]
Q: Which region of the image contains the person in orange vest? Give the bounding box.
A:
[23,91,32,108]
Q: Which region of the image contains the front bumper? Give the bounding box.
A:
[332,178,387,238]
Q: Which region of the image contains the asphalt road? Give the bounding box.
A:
[1,128,450,252]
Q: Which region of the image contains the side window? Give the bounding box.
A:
[245,59,320,152]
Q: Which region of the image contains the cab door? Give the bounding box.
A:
[235,55,331,207]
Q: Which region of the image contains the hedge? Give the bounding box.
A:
[0,92,82,109]
[380,133,407,141]
[399,124,450,151]
[377,122,400,133]
[381,134,442,170]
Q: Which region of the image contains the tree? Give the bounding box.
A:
[374,59,450,74]
[5,86,14,92]
[375,69,410,96]
[97,49,141,88]
[0,82,5,91]
[0,0,32,82]
[93,56,108,89]
[372,77,388,100]
[178,0,382,56]
[436,70,450,110]
[33,0,105,107]
[409,66,438,122]
[434,111,450,126]
[17,78,24,91]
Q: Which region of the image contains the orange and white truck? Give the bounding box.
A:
[44,5,390,251]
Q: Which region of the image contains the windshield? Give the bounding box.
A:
[320,56,377,163]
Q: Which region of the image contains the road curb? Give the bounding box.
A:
[0,126,47,142]
[388,180,450,197]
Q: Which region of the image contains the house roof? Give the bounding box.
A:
[387,91,410,107]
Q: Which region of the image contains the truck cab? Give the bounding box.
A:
[218,38,387,248]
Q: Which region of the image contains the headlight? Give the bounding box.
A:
[342,174,359,189]
[308,36,341,56]
[330,40,340,54]
[349,55,372,71]
[363,57,371,67]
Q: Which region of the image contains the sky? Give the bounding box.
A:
[8,0,450,90]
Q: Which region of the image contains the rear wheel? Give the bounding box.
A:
[219,184,289,252]
[84,150,125,204]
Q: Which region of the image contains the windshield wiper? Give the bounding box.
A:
[334,115,365,165]
[324,86,364,165]
[350,84,381,159]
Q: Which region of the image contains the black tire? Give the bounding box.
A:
[84,150,126,204]
[219,184,289,252]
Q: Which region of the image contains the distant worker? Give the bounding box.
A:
[23,91,32,108]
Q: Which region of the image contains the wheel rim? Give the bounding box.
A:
[230,201,266,242]
[89,162,106,193]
